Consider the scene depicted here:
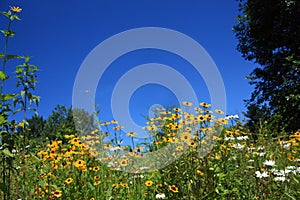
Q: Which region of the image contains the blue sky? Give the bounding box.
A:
[1,0,255,129]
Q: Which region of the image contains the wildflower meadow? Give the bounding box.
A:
[1,4,300,200]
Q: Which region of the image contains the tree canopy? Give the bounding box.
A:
[233,0,300,133]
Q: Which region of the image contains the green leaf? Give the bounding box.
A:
[1,30,15,37]
[7,54,23,60]
[2,149,14,157]
[10,14,21,21]
[2,94,18,101]
[0,71,7,80]
[0,11,11,18]
[0,115,7,125]
[24,55,31,63]
[21,90,25,99]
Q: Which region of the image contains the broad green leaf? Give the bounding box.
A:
[2,149,14,157]
[2,93,18,101]
[0,11,11,18]
[10,14,21,21]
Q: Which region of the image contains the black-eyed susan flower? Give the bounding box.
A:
[176,145,185,151]
[188,141,197,148]
[196,170,204,176]
[181,132,191,142]
[119,159,128,167]
[155,183,163,188]
[136,146,143,152]
[145,180,153,187]
[64,178,73,185]
[113,125,123,131]
[182,101,193,107]
[52,190,62,198]
[94,175,100,180]
[288,156,294,162]
[215,109,224,114]
[169,185,179,193]
[51,164,58,170]
[127,132,137,137]
[147,125,157,131]
[94,181,101,186]
[200,102,211,108]
[173,108,181,112]
[73,159,86,168]
[197,115,206,121]
[101,121,110,126]
[111,119,118,124]
[112,183,118,189]
[92,166,100,171]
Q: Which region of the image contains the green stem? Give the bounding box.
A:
[0,19,12,97]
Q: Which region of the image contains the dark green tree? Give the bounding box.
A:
[26,114,46,138]
[233,0,300,133]
[44,105,77,141]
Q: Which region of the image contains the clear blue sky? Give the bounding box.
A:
[1,0,255,128]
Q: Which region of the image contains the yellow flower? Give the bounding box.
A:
[103,143,112,149]
[173,108,181,112]
[73,159,86,168]
[169,185,179,193]
[101,121,110,126]
[215,153,221,160]
[112,183,119,188]
[52,190,62,198]
[215,109,224,114]
[180,132,191,142]
[94,175,100,180]
[94,181,101,186]
[182,101,193,107]
[176,145,185,151]
[147,125,157,131]
[111,119,118,124]
[119,159,128,167]
[64,134,75,139]
[10,6,22,13]
[64,178,73,185]
[197,115,207,122]
[196,170,204,176]
[92,166,100,171]
[136,146,143,152]
[188,141,197,148]
[51,164,58,170]
[145,180,153,187]
[127,132,137,137]
[113,125,123,131]
[288,156,294,162]
[156,183,163,188]
[200,102,211,108]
